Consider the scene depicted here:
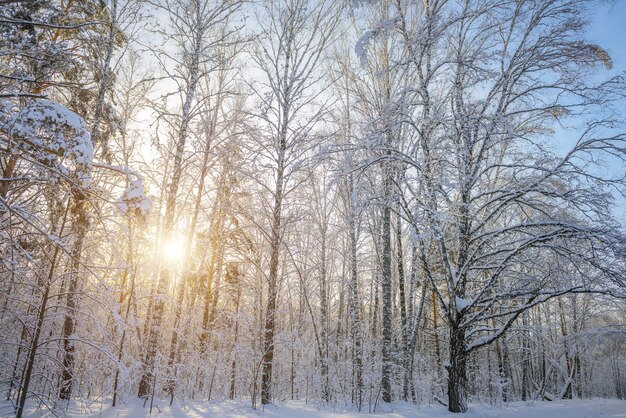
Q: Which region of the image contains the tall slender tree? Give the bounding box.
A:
[247,0,340,404]
[137,0,243,398]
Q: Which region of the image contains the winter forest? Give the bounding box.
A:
[1,0,626,416]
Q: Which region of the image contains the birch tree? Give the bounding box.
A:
[137,0,243,398]
[387,0,626,412]
[246,0,340,404]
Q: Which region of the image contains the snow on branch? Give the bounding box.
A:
[355,18,399,66]
[117,177,152,218]
[0,98,93,184]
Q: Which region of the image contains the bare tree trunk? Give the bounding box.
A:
[396,215,409,400]
[405,248,427,402]
[254,0,338,404]
[397,216,407,345]
[16,204,70,418]
[348,173,363,411]
[58,191,88,400]
[261,146,284,405]
[229,286,241,400]
[495,330,508,402]
[381,191,393,403]
[319,232,330,402]
[521,312,530,401]
[58,0,121,395]
[447,326,468,413]
[138,5,204,397]
[112,260,135,407]
[167,98,220,403]
[558,297,573,400]
[432,290,442,370]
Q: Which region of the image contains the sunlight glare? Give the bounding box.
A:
[161,236,185,263]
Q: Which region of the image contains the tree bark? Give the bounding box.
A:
[261,141,285,405]
[348,173,363,410]
[381,197,393,403]
[16,204,69,418]
[319,232,330,402]
[58,191,88,400]
[447,326,468,413]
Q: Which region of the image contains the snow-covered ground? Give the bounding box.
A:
[2,398,626,418]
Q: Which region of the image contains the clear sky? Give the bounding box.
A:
[588,1,626,222]
[588,1,626,72]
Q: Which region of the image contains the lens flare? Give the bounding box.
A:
[161,236,185,263]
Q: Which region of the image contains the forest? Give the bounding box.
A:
[1,0,626,416]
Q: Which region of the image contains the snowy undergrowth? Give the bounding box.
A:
[2,399,625,418]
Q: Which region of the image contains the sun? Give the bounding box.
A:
[161,236,185,263]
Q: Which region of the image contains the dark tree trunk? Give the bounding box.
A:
[432,290,442,369]
[558,298,573,400]
[261,146,284,405]
[447,326,468,413]
[319,235,330,402]
[138,269,169,398]
[59,191,88,401]
[349,213,363,408]
[16,205,69,418]
[381,199,393,403]
[229,287,241,400]
[396,216,407,347]
[17,283,51,418]
[396,216,409,400]
[521,312,530,401]
[261,278,277,405]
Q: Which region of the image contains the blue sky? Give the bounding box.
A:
[588,2,626,72]
[588,2,626,221]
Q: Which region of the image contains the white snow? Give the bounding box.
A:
[0,98,93,181]
[455,296,472,311]
[355,19,399,66]
[355,30,378,66]
[3,398,625,418]
[117,177,152,217]
[467,335,493,350]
